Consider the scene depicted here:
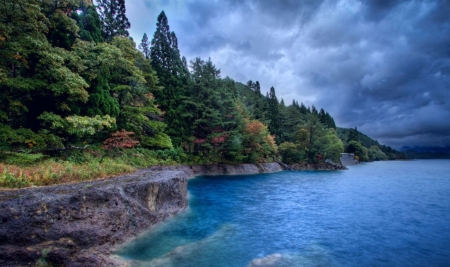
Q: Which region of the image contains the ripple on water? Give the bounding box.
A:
[116,160,450,267]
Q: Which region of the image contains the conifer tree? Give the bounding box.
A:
[267,86,280,142]
[311,105,318,115]
[72,3,104,43]
[150,11,189,146]
[319,108,326,124]
[252,81,268,123]
[299,102,308,114]
[347,127,359,143]
[96,0,131,41]
[139,33,150,59]
[278,101,303,143]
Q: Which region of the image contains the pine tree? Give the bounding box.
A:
[267,86,280,143]
[311,105,318,115]
[139,33,150,59]
[299,102,308,114]
[250,81,268,123]
[278,101,303,143]
[347,127,359,143]
[318,108,326,124]
[72,3,103,43]
[150,11,189,146]
[96,0,131,41]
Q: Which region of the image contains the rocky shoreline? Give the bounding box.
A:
[290,161,347,171]
[0,162,345,266]
[0,163,284,267]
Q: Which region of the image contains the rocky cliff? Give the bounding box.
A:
[0,163,283,267]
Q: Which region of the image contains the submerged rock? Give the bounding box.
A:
[248,253,293,267]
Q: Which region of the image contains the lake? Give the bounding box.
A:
[117,160,450,267]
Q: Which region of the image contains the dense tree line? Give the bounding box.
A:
[0,0,403,166]
[337,127,405,161]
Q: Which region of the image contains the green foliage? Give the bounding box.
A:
[368,146,388,161]
[121,148,187,167]
[0,168,29,188]
[72,3,104,43]
[38,112,116,137]
[347,127,359,143]
[96,0,131,41]
[279,142,302,164]
[139,33,150,59]
[347,140,369,162]
[0,124,64,151]
[1,152,46,166]
[313,129,344,163]
[0,1,399,173]
[242,119,278,162]
[150,11,190,146]
[299,115,324,162]
[246,80,269,123]
[267,87,280,142]
[337,127,404,161]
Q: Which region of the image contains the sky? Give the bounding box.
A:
[125,0,450,150]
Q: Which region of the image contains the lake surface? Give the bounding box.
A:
[117,160,450,267]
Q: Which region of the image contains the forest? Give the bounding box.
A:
[0,0,404,188]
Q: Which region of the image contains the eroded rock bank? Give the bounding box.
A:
[289,161,347,171]
[147,162,284,178]
[0,163,283,267]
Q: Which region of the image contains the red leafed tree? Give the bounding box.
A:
[211,134,227,144]
[194,138,206,144]
[243,119,277,162]
[102,130,140,150]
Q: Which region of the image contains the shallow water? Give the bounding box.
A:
[117,160,450,267]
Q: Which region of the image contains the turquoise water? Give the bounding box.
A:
[117,160,450,266]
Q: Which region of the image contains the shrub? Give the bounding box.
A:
[279,142,302,164]
[0,168,29,188]
[1,152,46,166]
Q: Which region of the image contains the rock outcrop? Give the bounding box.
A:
[289,161,347,171]
[146,163,284,178]
[0,163,284,267]
[0,170,188,267]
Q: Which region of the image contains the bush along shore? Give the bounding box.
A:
[0,146,347,189]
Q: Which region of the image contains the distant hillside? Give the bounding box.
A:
[337,127,406,160]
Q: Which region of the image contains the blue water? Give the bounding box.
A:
[117,160,450,267]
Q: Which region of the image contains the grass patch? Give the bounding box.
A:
[0,147,189,189]
[0,159,135,188]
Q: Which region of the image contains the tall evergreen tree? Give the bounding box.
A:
[139,33,150,59]
[299,102,308,114]
[347,127,359,143]
[150,11,189,146]
[311,105,318,115]
[96,0,131,41]
[267,86,280,142]
[245,80,268,123]
[72,3,103,43]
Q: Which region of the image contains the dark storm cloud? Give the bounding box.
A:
[362,0,404,21]
[127,0,450,149]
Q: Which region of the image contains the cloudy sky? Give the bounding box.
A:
[126,0,450,150]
